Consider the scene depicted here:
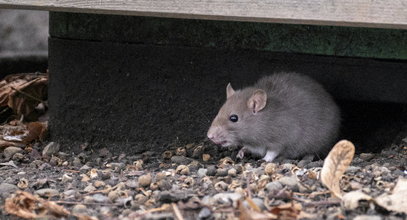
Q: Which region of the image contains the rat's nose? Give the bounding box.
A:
[207,132,214,140]
[207,127,216,140]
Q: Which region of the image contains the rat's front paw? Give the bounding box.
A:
[262,151,278,162]
[237,147,247,159]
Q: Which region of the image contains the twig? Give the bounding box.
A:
[145,204,171,213]
[303,200,341,207]
[55,200,119,206]
[172,203,184,220]
[10,86,44,103]
[63,169,80,173]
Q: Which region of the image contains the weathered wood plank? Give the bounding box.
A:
[0,0,406,29]
[50,13,407,60]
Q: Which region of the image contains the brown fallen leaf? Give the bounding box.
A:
[22,121,48,143]
[5,191,69,219]
[238,199,277,220]
[0,139,25,149]
[0,72,47,118]
[246,197,262,212]
[269,202,302,220]
[320,140,355,199]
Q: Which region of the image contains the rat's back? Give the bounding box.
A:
[256,72,340,158]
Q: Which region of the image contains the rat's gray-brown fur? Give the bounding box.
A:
[207,72,340,162]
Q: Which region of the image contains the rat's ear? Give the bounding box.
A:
[226,83,235,99]
[247,89,267,113]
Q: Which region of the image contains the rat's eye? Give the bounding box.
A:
[229,114,238,122]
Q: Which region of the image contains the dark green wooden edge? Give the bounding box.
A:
[50,12,407,60]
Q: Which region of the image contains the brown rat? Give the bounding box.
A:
[207,72,340,162]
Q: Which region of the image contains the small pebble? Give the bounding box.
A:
[138,174,152,187]
[4,147,23,160]
[0,183,18,198]
[72,204,88,215]
[198,207,212,219]
[157,190,189,203]
[83,185,96,192]
[39,162,51,170]
[49,156,62,166]
[281,163,295,171]
[264,163,277,175]
[171,156,192,165]
[162,151,173,159]
[63,190,77,198]
[107,162,125,170]
[353,215,381,220]
[79,165,91,172]
[202,154,211,161]
[92,194,109,203]
[214,181,228,191]
[125,180,138,188]
[359,153,375,161]
[98,148,112,158]
[243,197,266,211]
[197,168,207,177]
[80,174,90,182]
[206,166,217,176]
[192,145,204,158]
[228,168,237,177]
[134,194,147,204]
[216,168,228,177]
[61,174,73,183]
[176,147,187,156]
[212,192,242,206]
[72,157,82,167]
[305,160,324,168]
[346,166,361,173]
[176,165,190,175]
[278,176,299,191]
[188,160,200,172]
[89,169,99,179]
[35,188,59,198]
[12,153,25,162]
[94,180,106,188]
[155,172,167,181]
[108,190,125,202]
[42,142,60,157]
[158,180,172,191]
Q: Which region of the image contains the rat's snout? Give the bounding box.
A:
[207,126,228,146]
[207,126,217,141]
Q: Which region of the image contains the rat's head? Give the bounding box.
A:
[207,83,267,147]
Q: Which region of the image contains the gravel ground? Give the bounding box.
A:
[1,9,407,220]
[0,137,406,219]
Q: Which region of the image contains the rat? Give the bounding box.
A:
[207,72,340,162]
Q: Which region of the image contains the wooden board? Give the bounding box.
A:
[50,12,407,60]
[0,0,406,29]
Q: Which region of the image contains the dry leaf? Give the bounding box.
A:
[0,140,24,149]
[375,178,407,214]
[238,200,277,220]
[22,121,48,143]
[5,191,69,219]
[245,197,262,212]
[269,202,302,220]
[0,72,47,117]
[320,140,355,198]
